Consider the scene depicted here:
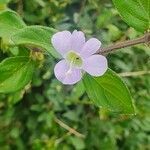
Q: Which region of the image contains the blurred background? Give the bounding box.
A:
[0,0,150,149]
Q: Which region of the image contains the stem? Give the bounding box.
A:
[54,117,85,138]
[98,32,150,54]
[119,70,150,77]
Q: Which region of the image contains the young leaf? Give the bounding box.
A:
[0,10,26,39]
[112,0,150,32]
[11,26,60,58]
[83,69,135,114]
[0,56,34,93]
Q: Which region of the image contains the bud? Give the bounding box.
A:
[0,4,6,11]
[30,50,44,68]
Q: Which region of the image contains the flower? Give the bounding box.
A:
[51,30,108,85]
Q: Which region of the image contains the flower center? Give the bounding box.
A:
[66,51,83,68]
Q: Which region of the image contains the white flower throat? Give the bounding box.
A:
[66,51,83,74]
[66,51,83,68]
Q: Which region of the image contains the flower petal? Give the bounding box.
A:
[51,31,71,56]
[80,38,101,58]
[82,55,108,76]
[54,60,82,85]
[71,30,85,53]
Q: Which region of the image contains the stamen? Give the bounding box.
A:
[66,51,83,68]
[66,57,76,75]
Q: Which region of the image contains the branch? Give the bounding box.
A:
[54,117,85,138]
[98,32,150,54]
[119,70,150,77]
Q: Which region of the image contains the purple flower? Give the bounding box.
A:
[51,30,108,85]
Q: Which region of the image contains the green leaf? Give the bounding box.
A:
[112,0,150,32]
[0,10,26,40]
[70,137,85,150]
[0,56,34,93]
[0,0,10,4]
[8,90,25,106]
[83,69,135,114]
[11,25,60,58]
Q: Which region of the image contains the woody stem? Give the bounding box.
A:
[97,32,150,54]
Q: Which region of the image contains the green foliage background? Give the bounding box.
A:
[0,0,150,149]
